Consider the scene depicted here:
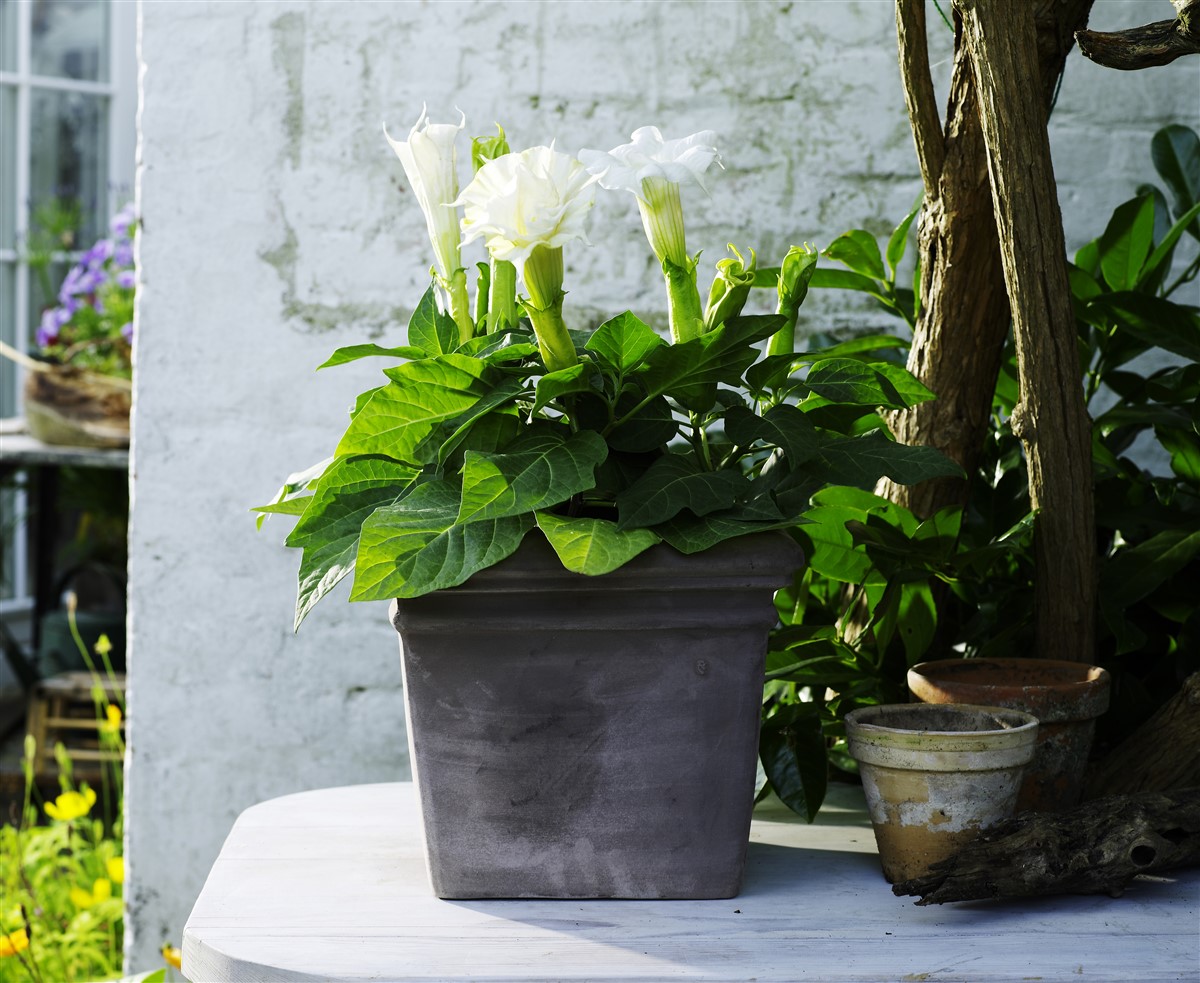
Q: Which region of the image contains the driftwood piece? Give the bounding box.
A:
[1086,672,1200,799]
[893,787,1200,905]
[1076,0,1200,70]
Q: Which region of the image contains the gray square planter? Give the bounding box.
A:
[391,530,803,899]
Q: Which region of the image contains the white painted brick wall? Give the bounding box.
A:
[127,0,1199,969]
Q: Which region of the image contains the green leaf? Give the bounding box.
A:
[458,430,608,523]
[1139,200,1200,289]
[652,505,791,555]
[317,343,426,369]
[886,196,922,279]
[1097,194,1156,292]
[458,330,540,363]
[420,378,527,469]
[585,311,664,375]
[814,431,962,488]
[532,362,601,415]
[797,503,882,585]
[535,512,661,575]
[605,392,678,453]
[897,580,937,665]
[352,479,533,600]
[824,229,886,281]
[407,284,459,355]
[724,403,821,464]
[1100,527,1200,624]
[637,314,783,411]
[285,456,418,628]
[804,358,934,410]
[809,266,889,299]
[616,454,749,530]
[1088,293,1200,362]
[1152,124,1200,237]
[335,354,495,464]
[1157,427,1200,482]
[760,702,827,822]
[253,496,313,517]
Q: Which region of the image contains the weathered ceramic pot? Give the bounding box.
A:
[845,703,1038,884]
[391,530,803,900]
[907,658,1111,812]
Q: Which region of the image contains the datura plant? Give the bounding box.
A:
[258,108,960,629]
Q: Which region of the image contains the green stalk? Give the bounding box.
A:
[488,259,518,333]
[664,258,704,344]
[523,246,577,372]
[444,269,474,344]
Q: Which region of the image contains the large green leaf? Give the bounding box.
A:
[1157,427,1200,482]
[1152,124,1200,238]
[1097,194,1156,292]
[352,479,532,600]
[724,404,821,464]
[458,430,608,523]
[421,378,528,469]
[335,354,495,464]
[317,343,426,369]
[285,456,418,628]
[1099,528,1200,652]
[605,392,678,453]
[616,453,749,530]
[824,229,886,281]
[797,503,882,585]
[407,284,459,354]
[1088,293,1200,362]
[804,358,924,409]
[636,314,782,411]
[814,431,962,488]
[654,507,793,555]
[760,702,827,822]
[532,362,601,415]
[1138,200,1200,289]
[458,330,540,363]
[535,512,660,575]
[585,311,664,376]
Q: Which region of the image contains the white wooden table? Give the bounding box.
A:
[182,782,1199,982]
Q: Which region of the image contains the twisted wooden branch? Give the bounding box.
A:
[1076,0,1200,70]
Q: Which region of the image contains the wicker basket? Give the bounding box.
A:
[23,365,131,448]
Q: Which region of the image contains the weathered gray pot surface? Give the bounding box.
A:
[391,530,803,900]
[908,658,1111,812]
[845,703,1039,883]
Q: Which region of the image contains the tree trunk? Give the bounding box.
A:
[953,0,1097,664]
[892,786,1200,904]
[881,0,1093,522]
[1086,672,1200,799]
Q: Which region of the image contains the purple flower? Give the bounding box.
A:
[55,301,77,326]
[120,322,133,343]
[110,204,137,237]
[59,264,87,301]
[116,269,136,289]
[36,309,60,347]
[83,238,114,268]
[114,240,134,267]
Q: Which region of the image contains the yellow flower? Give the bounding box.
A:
[0,928,29,957]
[45,787,96,822]
[94,634,113,657]
[70,878,113,909]
[100,703,123,735]
[107,856,125,884]
[162,943,183,970]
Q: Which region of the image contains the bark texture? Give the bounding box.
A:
[881,0,1093,522]
[1077,0,1200,70]
[893,786,1200,904]
[1086,673,1200,799]
[955,0,1097,664]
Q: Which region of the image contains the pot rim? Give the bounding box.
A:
[908,658,1111,722]
[845,703,1039,771]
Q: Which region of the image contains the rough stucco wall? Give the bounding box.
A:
[127,0,1199,969]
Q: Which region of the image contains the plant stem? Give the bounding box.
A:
[445,269,474,344]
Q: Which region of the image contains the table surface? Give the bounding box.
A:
[182,782,1200,983]
[0,417,129,469]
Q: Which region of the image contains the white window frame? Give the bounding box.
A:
[0,0,136,613]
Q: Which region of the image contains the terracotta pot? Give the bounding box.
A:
[390,530,803,899]
[845,703,1039,883]
[908,658,1111,812]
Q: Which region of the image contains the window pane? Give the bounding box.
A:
[31,0,109,82]
[1,84,15,251]
[30,88,108,245]
[1,263,15,419]
[0,0,16,73]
